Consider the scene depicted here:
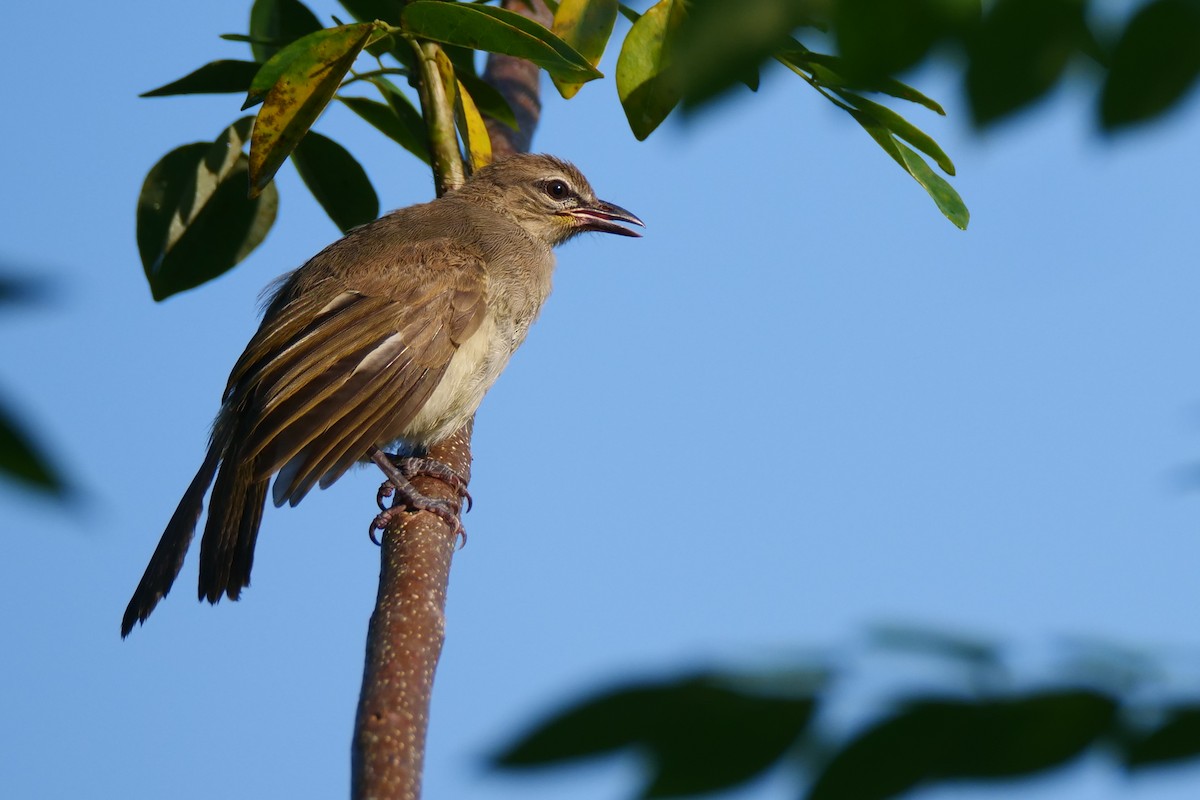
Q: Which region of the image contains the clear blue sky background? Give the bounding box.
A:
[5,3,1200,799]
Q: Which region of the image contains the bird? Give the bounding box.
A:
[121,153,643,637]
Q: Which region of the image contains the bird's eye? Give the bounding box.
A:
[545,179,569,199]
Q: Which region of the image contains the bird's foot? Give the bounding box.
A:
[368,498,463,545]
[368,449,468,546]
[375,455,472,513]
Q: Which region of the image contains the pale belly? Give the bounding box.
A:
[391,313,510,449]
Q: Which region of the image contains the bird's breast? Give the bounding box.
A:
[396,313,511,447]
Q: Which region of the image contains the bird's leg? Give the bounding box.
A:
[368,447,466,545]
[375,455,473,513]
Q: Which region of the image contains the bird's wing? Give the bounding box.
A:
[224,239,488,506]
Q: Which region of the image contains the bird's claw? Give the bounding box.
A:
[368,496,464,546]
[367,449,470,546]
[382,455,473,512]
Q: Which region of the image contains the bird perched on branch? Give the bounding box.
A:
[122,153,642,637]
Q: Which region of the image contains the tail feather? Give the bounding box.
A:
[198,451,269,604]
[121,447,221,637]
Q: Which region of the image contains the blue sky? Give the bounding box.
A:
[5,3,1200,799]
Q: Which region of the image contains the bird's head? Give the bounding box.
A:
[456,154,644,247]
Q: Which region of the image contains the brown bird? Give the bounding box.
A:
[122,153,642,637]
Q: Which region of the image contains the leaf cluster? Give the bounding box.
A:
[493,630,1200,799]
[134,0,1200,301]
[136,0,971,303]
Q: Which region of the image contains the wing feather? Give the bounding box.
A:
[220,239,489,508]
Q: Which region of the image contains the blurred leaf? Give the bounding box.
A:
[552,0,618,99]
[674,0,811,107]
[250,0,324,62]
[496,673,817,798]
[339,91,431,164]
[809,701,965,800]
[456,80,493,171]
[141,60,262,97]
[867,622,1000,666]
[940,690,1118,777]
[615,0,685,140]
[1125,704,1200,768]
[401,1,603,83]
[778,46,946,114]
[247,22,389,194]
[966,0,1088,126]
[809,690,1116,799]
[848,108,969,229]
[835,0,980,80]
[1100,0,1200,130]
[291,131,379,232]
[0,402,65,496]
[137,119,278,301]
[0,275,48,307]
[837,91,955,174]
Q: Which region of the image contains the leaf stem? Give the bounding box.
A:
[344,67,410,87]
[412,39,465,195]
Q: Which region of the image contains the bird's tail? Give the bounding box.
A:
[197,446,270,606]
[121,446,222,637]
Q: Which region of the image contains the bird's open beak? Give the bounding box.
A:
[565,200,645,237]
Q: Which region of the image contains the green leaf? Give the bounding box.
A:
[246,22,389,194]
[1124,704,1200,768]
[809,690,1116,800]
[778,46,946,114]
[551,0,618,99]
[673,0,810,107]
[250,0,324,63]
[401,1,603,83]
[835,0,981,81]
[849,109,969,229]
[339,91,431,164]
[137,119,278,301]
[938,691,1118,777]
[1099,0,1200,130]
[896,143,969,230]
[809,701,965,800]
[837,90,955,174]
[615,0,685,140]
[0,401,65,496]
[966,0,1087,126]
[494,673,817,798]
[141,60,263,98]
[291,131,379,232]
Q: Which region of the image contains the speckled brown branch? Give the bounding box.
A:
[350,3,547,798]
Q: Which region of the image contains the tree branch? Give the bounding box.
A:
[351,3,547,797]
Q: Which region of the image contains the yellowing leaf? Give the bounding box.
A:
[456,80,493,171]
[552,0,618,99]
[247,22,389,194]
